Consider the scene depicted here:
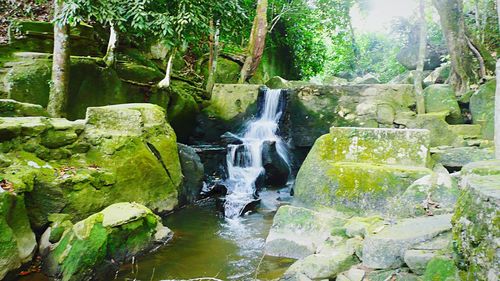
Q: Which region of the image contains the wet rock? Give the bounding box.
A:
[220,132,242,145]
[262,140,290,186]
[294,127,432,214]
[266,76,290,89]
[452,160,500,280]
[281,244,358,280]
[178,143,204,205]
[265,205,348,259]
[0,192,37,280]
[431,146,494,170]
[423,84,462,124]
[362,214,452,269]
[43,202,172,281]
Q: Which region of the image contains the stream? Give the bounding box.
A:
[116,189,294,281]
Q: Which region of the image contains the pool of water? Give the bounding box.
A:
[115,189,294,281]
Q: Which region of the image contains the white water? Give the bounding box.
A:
[223,89,290,218]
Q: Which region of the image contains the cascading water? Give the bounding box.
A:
[223,89,290,218]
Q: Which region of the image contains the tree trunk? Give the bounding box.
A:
[495,60,500,159]
[47,0,70,117]
[433,0,475,95]
[206,19,220,94]
[415,0,427,115]
[158,52,174,88]
[238,0,268,83]
[104,22,118,67]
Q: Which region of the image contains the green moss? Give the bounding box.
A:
[470,79,495,139]
[422,257,458,281]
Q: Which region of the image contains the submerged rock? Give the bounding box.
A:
[362,214,452,269]
[43,202,172,281]
[294,127,432,214]
[0,192,37,280]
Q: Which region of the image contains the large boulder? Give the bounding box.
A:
[396,112,460,147]
[362,214,452,269]
[195,84,263,143]
[396,41,446,71]
[470,79,495,139]
[166,81,202,143]
[352,73,380,84]
[0,104,182,230]
[43,202,172,281]
[294,127,432,214]
[0,192,37,279]
[423,85,462,124]
[452,160,500,280]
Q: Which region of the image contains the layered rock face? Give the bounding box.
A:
[1,103,182,228]
[294,127,432,213]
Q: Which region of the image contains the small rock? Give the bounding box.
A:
[404,249,437,275]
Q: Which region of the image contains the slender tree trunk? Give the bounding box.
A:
[238,0,268,83]
[415,0,427,115]
[104,22,119,67]
[433,0,475,95]
[158,51,174,88]
[495,60,500,159]
[206,19,220,94]
[47,0,70,117]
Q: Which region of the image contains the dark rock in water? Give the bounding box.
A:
[241,198,261,215]
[262,141,290,186]
[191,144,227,180]
[201,182,228,198]
[177,143,205,205]
[220,132,242,145]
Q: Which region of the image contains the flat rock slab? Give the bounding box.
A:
[330,127,431,167]
[431,146,494,169]
[362,214,452,269]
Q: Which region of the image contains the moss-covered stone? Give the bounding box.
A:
[423,85,462,124]
[44,202,172,281]
[1,104,182,231]
[431,146,494,169]
[166,80,201,142]
[399,112,460,147]
[470,79,495,139]
[422,257,458,281]
[8,20,100,56]
[0,99,48,117]
[452,160,499,280]
[0,192,37,280]
[294,128,432,214]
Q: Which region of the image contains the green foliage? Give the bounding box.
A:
[355,33,406,82]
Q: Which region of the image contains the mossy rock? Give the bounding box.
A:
[470,79,495,139]
[0,192,37,280]
[8,20,100,56]
[294,128,432,214]
[422,257,458,281]
[0,99,48,117]
[44,202,172,281]
[423,84,462,124]
[166,80,201,142]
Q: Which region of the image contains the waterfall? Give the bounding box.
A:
[223,89,290,218]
